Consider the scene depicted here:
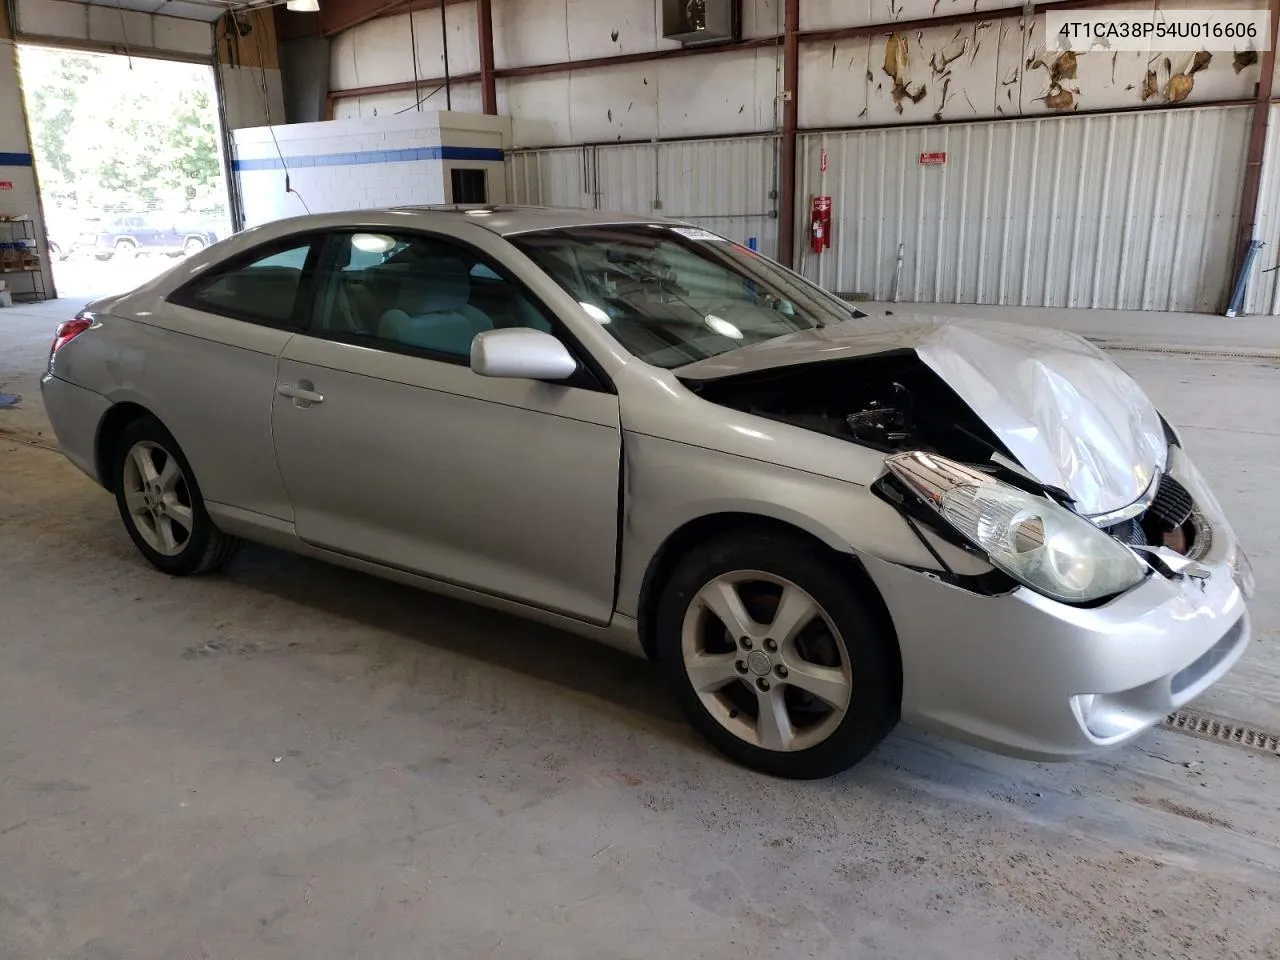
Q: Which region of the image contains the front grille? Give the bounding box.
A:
[1107,516,1148,547]
[1105,471,1199,552]
[1149,473,1194,529]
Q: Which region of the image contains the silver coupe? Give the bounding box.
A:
[41,206,1254,778]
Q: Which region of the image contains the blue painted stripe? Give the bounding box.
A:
[233,145,504,173]
[0,152,34,167]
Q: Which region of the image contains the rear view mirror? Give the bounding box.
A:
[470,328,578,381]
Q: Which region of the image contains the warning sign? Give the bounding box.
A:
[919,152,947,165]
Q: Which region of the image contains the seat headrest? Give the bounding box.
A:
[395,258,472,315]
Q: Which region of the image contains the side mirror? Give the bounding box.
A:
[470,328,578,381]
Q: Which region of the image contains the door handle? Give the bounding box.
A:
[277,382,325,406]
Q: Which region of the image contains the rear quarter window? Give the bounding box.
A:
[169,240,315,328]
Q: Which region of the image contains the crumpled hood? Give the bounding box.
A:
[677,315,1168,517]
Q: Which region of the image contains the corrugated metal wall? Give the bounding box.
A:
[796,106,1251,313]
[1245,104,1280,317]
[507,135,780,256]
[504,111,1276,315]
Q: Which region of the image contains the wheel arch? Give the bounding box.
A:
[95,401,161,493]
[634,511,900,682]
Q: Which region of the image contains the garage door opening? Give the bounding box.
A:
[17,45,233,302]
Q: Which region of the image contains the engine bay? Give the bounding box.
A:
[682,350,1010,465]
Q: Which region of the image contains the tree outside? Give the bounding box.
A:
[18,46,233,297]
[21,46,228,218]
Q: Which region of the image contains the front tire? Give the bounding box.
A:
[656,532,899,779]
[183,236,206,256]
[113,416,239,576]
[113,238,138,260]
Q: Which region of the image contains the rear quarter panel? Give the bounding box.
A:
[54,298,296,522]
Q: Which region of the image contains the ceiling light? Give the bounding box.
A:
[579,302,611,325]
[705,314,743,339]
[352,233,396,253]
[286,0,320,12]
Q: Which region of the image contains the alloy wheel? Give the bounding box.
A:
[680,571,853,753]
[121,441,194,557]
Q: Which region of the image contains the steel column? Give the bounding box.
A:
[477,0,496,115]
[777,0,799,267]
[1230,0,1280,295]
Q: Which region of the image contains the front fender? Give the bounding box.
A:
[616,431,946,620]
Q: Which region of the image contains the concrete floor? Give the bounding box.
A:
[2,297,1279,958]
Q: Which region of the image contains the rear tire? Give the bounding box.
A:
[656,531,899,779]
[112,416,239,576]
[113,238,138,260]
[183,236,206,256]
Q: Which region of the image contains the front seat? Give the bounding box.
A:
[377,258,494,355]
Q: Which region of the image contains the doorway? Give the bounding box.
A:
[17,45,233,303]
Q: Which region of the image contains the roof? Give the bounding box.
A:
[389,205,678,236]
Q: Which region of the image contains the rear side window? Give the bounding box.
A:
[171,241,314,327]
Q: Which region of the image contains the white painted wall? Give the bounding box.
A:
[0,37,51,301]
[232,111,509,228]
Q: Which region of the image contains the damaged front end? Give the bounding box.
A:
[682,331,1243,607]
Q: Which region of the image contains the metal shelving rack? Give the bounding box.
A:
[0,217,48,303]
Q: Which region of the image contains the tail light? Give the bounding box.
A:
[50,317,92,363]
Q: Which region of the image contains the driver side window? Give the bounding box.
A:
[309,231,553,361]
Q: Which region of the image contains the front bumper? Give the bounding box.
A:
[864,446,1251,761]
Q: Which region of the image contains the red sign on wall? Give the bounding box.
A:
[919,152,947,165]
[0,182,12,190]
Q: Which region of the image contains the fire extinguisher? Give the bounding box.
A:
[810,196,832,254]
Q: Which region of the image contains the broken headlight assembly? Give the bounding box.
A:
[884,451,1148,604]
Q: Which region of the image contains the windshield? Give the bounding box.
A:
[509,224,866,369]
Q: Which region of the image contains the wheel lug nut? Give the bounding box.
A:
[764,638,777,652]
[735,660,748,674]
[739,637,752,650]
[775,664,788,678]
[756,678,770,692]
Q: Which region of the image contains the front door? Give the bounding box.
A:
[270,229,622,625]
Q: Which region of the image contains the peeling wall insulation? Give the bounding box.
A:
[332,0,1270,145]
[796,105,1250,312]
[507,135,780,255]
[801,14,1263,130]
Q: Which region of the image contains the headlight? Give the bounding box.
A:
[886,451,1148,604]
